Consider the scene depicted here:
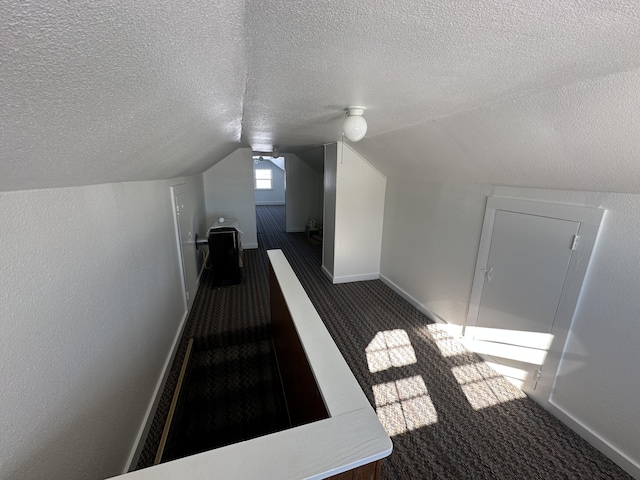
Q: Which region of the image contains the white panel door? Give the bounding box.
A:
[473,210,579,388]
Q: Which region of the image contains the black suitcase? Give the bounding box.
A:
[207,227,242,286]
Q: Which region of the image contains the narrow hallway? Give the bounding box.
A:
[137,206,630,479]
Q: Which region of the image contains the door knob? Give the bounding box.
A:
[483,266,494,282]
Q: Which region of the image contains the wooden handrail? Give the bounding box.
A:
[154,338,193,465]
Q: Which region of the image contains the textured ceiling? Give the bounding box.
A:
[1,0,639,192]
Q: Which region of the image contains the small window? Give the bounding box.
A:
[255,168,272,190]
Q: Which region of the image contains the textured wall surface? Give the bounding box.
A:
[0,1,245,191]
[380,182,640,475]
[203,148,258,248]
[2,1,639,191]
[2,0,640,476]
[0,180,186,480]
[354,68,640,193]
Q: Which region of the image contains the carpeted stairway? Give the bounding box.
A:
[161,338,289,461]
[136,205,632,480]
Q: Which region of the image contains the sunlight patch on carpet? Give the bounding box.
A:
[373,375,437,436]
[425,324,468,358]
[451,363,527,410]
[366,329,417,373]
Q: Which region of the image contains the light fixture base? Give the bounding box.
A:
[346,107,366,117]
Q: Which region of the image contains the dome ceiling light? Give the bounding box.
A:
[342,107,368,142]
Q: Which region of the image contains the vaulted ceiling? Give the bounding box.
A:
[2,1,639,192]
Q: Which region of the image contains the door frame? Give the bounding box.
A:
[466,196,605,404]
[170,183,189,313]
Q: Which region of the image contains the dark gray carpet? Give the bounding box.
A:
[136,205,631,480]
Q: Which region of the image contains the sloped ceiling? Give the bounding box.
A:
[1,1,639,192]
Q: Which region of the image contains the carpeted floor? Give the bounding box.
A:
[136,205,631,479]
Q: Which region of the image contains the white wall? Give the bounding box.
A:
[380,181,492,325]
[285,153,323,232]
[203,148,258,248]
[322,144,337,277]
[0,179,189,480]
[324,142,386,284]
[380,181,640,476]
[254,160,285,205]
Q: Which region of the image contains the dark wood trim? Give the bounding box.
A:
[269,259,384,480]
[269,265,329,427]
[326,460,383,480]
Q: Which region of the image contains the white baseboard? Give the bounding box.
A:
[378,274,443,324]
[255,201,285,205]
[123,307,190,472]
[243,242,259,249]
[331,272,380,284]
[548,397,640,479]
[321,264,334,282]
[286,227,306,233]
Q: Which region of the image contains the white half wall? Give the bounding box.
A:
[327,142,386,283]
[380,181,640,476]
[0,179,189,480]
[254,160,285,205]
[322,144,337,277]
[285,153,323,232]
[203,148,258,248]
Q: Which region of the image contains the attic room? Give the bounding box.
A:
[1,1,640,479]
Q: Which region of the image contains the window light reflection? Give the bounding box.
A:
[425,324,529,409]
[373,376,437,436]
[425,324,468,358]
[451,363,526,410]
[366,330,417,373]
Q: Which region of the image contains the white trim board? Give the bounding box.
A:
[547,397,640,479]
[255,201,285,205]
[321,264,334,283]
[379,274,466,338]
[331,272,379,284]
[379,274,442,324]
